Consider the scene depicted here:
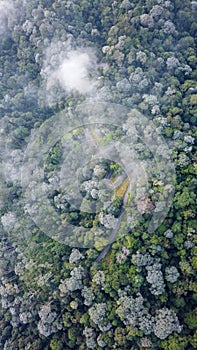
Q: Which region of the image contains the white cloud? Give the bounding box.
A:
[0,0,15,34]
[56,50,97,95]
[41,42,99,101]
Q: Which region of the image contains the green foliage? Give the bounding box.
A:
[50,337,62,350]
[114,327,127,346]
[161,334,188,350]
[45,141,63,172]
[110,162,122,177]
[184,308,197,330]
[189,330,197,348]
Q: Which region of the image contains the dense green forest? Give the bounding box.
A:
[0,0,196,349]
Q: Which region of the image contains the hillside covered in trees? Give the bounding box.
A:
[0,0,196,349]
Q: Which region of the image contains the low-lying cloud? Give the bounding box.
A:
[41,43,99,103]
[0,0,15,34]
[55,50,97,94]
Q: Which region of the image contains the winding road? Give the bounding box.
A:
[95,168,138,263]
[83,126,138,263]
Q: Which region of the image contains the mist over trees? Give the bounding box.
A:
[0,0,196,349]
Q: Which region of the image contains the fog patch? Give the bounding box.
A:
[57,50,98,94]
[0,0,16,34]
[40,42,99,104]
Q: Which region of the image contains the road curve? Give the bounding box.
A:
[83,127,138,263]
